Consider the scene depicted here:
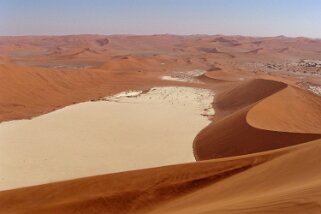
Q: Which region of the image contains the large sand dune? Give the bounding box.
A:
[0,63,161,122]
[194,79,321,159]
[0,139,320,214]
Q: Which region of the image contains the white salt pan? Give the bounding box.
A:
[0,87,214,190]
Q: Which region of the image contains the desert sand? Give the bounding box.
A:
[0,35,320,213]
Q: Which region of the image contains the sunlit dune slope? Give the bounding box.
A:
[247,86,321,134]
[0,143,286,214]
[0,63,157,122]
[149,138,321,214]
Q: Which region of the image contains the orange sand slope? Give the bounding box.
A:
[0,63,162,122]
[0,78,320,214]
[0,140,320,214]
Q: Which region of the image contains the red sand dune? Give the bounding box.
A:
[0,139,320,214]
[247,86,321,134]
[194,79,321,159]
[0,63,159,122]
[214,79,287,112]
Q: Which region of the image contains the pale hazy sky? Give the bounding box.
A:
[1,0,321,38]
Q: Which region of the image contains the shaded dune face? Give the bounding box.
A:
[214,79,287,112]
[194,105,320,160]
[0,148,282,214]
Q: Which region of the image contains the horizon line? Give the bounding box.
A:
[0,33,320,40]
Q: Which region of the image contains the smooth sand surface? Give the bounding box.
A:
[0,87,214,190]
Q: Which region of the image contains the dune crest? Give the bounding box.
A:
[246,86,321,134]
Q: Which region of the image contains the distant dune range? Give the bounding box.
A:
[0,35,320,213]
[0,63,162,122]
